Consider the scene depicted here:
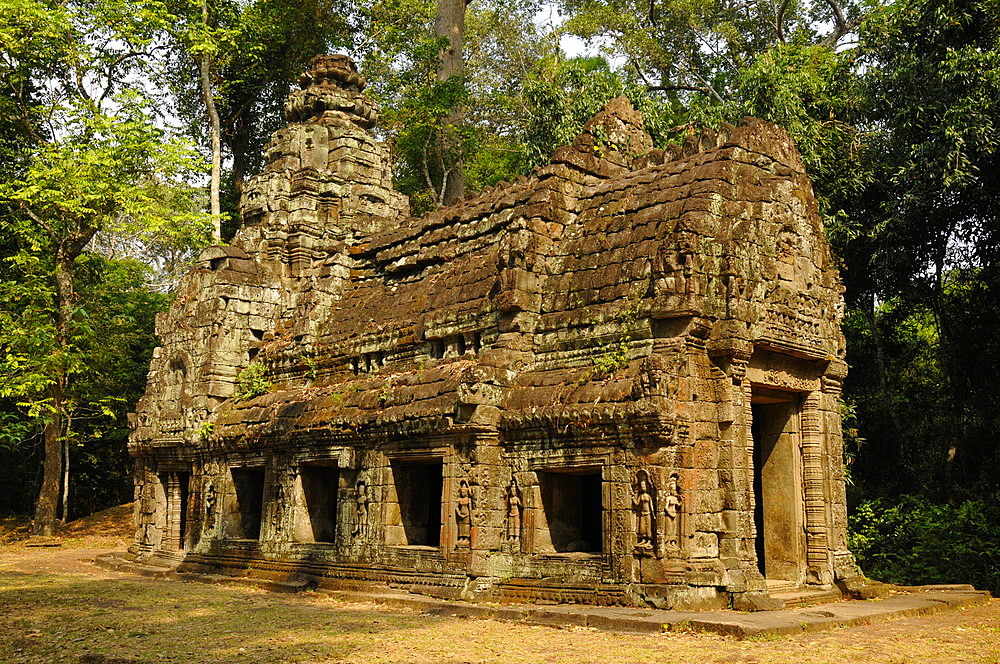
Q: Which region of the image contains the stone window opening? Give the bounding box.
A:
[428,333,482,361]
[299,464,340,543]
[230,467,266,540]
[352,351,388,374]
[385,458,443,548]
[535,467,604,554]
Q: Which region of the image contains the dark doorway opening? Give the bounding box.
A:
[300,465,339,543]
[537,467,603,553]
[231,468,265,540]
[751,389,804,582]
[389,458,443,547]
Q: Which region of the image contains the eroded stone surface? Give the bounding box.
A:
[129,54,859,609]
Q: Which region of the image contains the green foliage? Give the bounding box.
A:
[849,495,1000,594]
[591,299,643,378]
[234,363,271,401]
[0,255,169,517]
[0,0,213,521]
[560,0,864,105]
[198,421,215,440]
[839,398,865,487]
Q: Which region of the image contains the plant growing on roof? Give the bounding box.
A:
[234,363,270,401]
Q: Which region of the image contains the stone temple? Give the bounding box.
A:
[129,54,861,610]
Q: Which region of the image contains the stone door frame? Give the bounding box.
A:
[744,350,834,587]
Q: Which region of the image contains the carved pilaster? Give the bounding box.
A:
[801,391,833,584]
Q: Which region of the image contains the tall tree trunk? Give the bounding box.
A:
[435,0,466,206]
[32,225,93,535]
[33,402,62,536]
[61,416,70,522]
[33,250,75,535]
[229,107,252,227]
[199,0,222,241]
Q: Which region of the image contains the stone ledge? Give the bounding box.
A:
[290,579,990,639]
[94,558,989,639]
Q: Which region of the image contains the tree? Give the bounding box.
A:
[560,0,865,102]
[433,0,468,205]
[162,0,353,237]
[0,0,211,533]
[843,0,1000,499]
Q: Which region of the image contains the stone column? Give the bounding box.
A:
[801,390,833,584]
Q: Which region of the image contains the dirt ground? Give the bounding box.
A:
[0,509,998,664]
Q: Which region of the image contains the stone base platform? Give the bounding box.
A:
[93,552,989,639]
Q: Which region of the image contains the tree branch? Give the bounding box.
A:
[775,0,791,42]
[98,51,148,106]
[19,203,56,240]
[632,59,715,98]
[820,0,859,46]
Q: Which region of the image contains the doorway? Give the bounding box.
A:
[751,389,805,583]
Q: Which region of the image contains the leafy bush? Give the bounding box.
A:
[233,363,270,402]
[849,495,1000,595]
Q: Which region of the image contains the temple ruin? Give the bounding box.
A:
[129,54,860,610]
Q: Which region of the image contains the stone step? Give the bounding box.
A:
[24,537,63,548]
[95,554,990,639]
[94,553,175,578]
[173,572,315,593]
[94,553,313,592]
[770,587,844,608]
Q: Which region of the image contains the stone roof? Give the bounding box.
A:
[131,55,844,454]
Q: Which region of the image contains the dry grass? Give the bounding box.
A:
[1,509,999,663]
[0,551,998,664]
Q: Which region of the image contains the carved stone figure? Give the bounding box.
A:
[353,480,369,540]
[203,481,217,531]
[664,472,681,549]
[455,479,472,548]
[633,471,655,552]
[505,477,522,544]
[270,478,285,536]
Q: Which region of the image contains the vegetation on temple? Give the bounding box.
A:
[2,0,998,589]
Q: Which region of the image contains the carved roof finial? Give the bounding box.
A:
[297,54,367,93]
[284,54,377,127]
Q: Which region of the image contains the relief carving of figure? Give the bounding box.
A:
[505,477,522,544]
[455,479,472,548]
[352,480,369,540]
[664,472,681,549]
[139,474,158,548]
[633,470,655,552]
[270,478,285,537]
[203,481,217,532]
